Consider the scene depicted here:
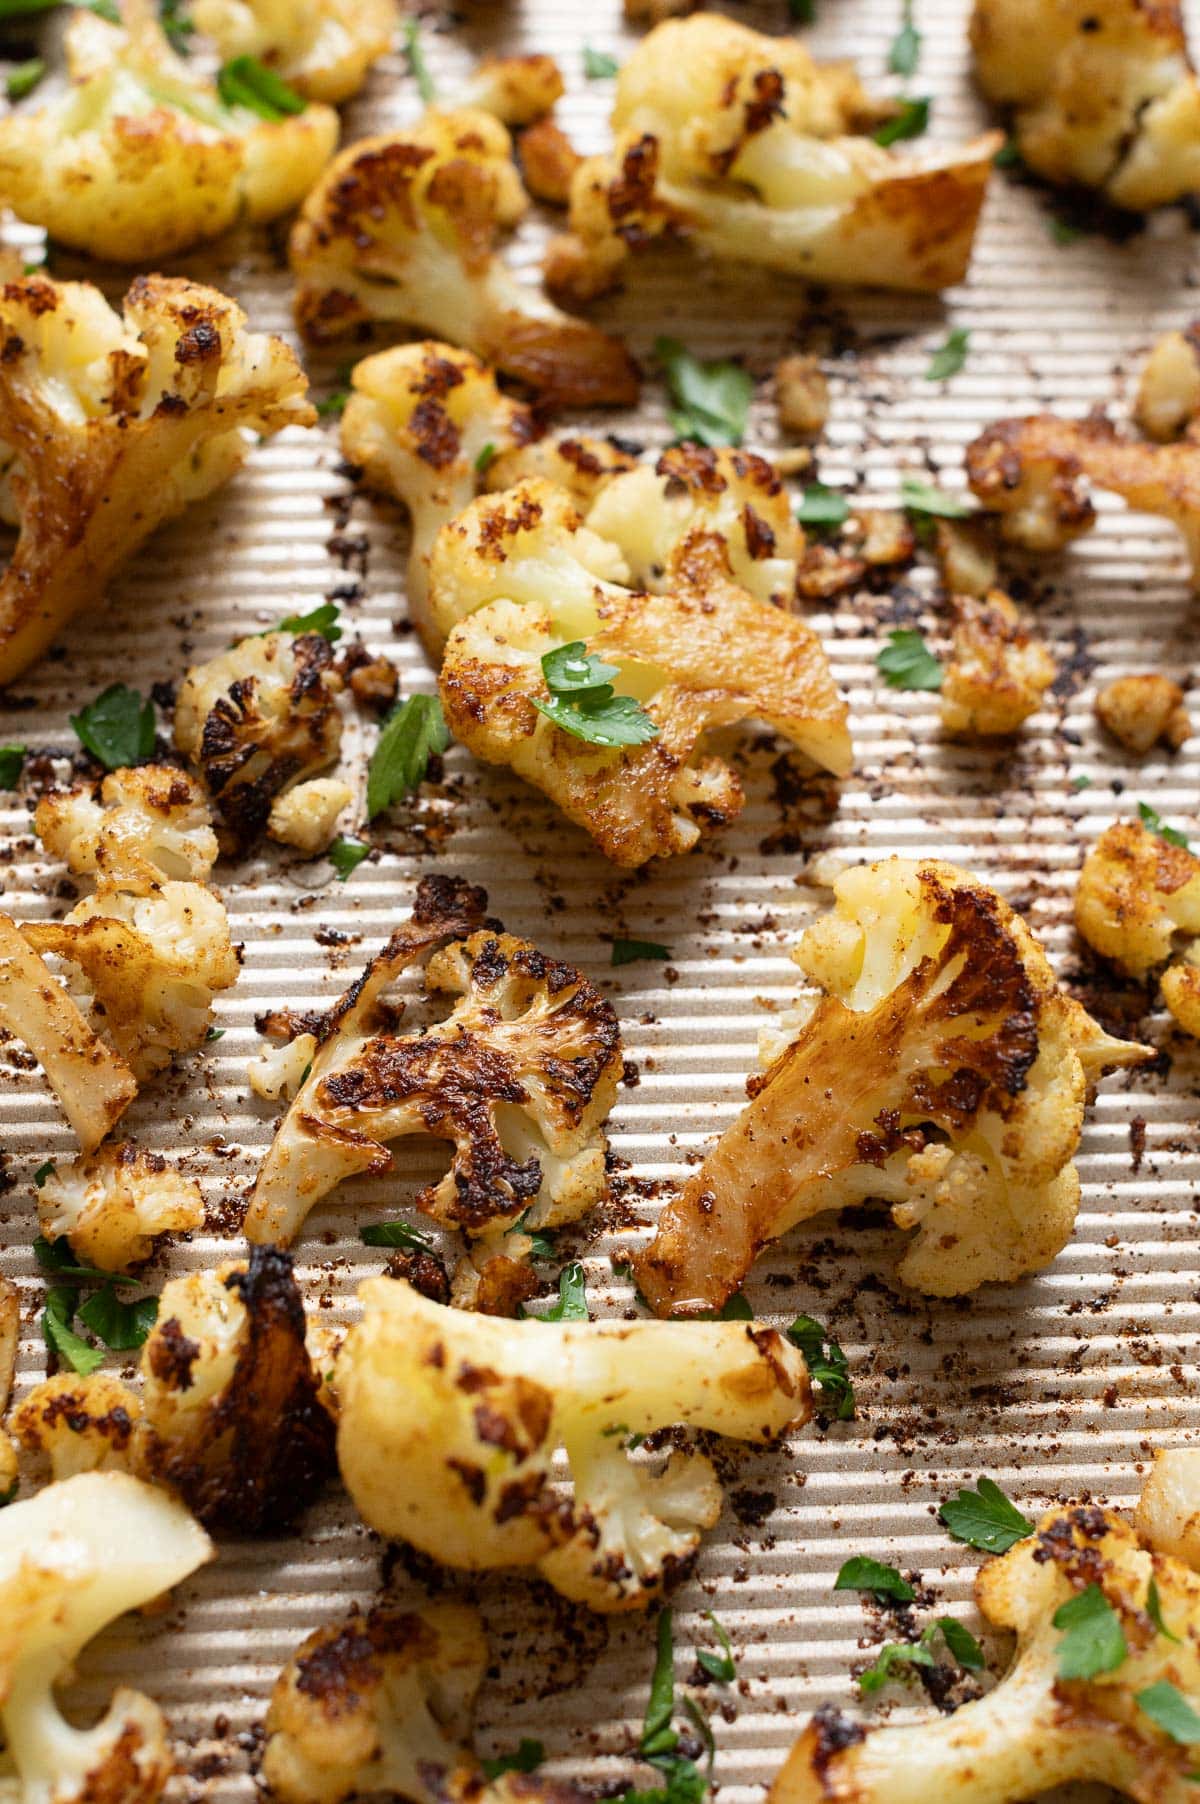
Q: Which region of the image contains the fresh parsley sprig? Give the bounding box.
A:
[70,684,156,770]
[271,601,342,643]
[482,1741,545,1780]
[359,1220,437,1252]
[1138,800,1189,848]
[367,694,449,818]
[217,55,306,120]
[656,337,754,449]
[0,744,24,787]
[888,0,921,77]
[940,1477,1033,1552]
[36,1236,157,1373]
[533,643,658,748]
[787,1314,855,1419]
[1053,1583,1127,1680]
[696,1614,736,1684]
[834,1556,915,1603]
[877,628,943,692]
[926,327,970,382]
[859,1616,984,1693]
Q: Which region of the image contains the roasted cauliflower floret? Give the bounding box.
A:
[433,480,850,868]
[548,14,998,303]
[11,1373,144,1482]
[0,913,137,1152]
[267,777,353,854]
[971,0,1200,210]
[336,1276,810,1611]
[636,858,1149,1316]
[0,1277,18,1503]
[1136,326,1200,441]
[138,1249,335,1533]
[37,1142,204,1273]
[464,54,565,126]
[1096,675,1191,753]
[288,109,640,409]
[174,631,344,855]
[340,341,538,650]
[1135,1448,1200,1568]
[1075,819,1200,1037]
[775,353,830,438]
[940,589,1057,737]
[35,766,218,892]
[517,117,584,208]
[0,0,337,261]
[0,1471,211,1804]
[0,271,315,684]
[246,875,621,1250]
[191,0,397,103]
[770,1497,1200,1804]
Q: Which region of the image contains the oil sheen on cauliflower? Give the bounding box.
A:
[263,1599,584,1804]
[336,1276,811,1611]
[635,857,1149,1316]
[37,1141,204,1272]
[245,873,622,1249]
[0,0,337,261]
[940,589,1057,738]
[971,0,1200,210]
[0,1471,211,1804]
[771,1480,1200,1804]
[0,271,315,683]
[546,13,998,303]
[288,107,640,409]
[1076,819,1200,1037]
[432,480,851,869]
[191,0,398,103]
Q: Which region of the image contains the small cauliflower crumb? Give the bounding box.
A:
[1095,673,1191,753]
[775,354,830,437]
[940,590,1056,738]
[268,778,353,854]
[935,517,1001,597]
[1136,326,1200,441]
[38,1142,204,1273]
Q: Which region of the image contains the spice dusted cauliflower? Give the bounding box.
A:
[1135,1448,1200,1568]
[464,54,565,126]
[0,914,137,1152]
[0,0,338,262]
[1136,326,1200,441]
[0,1470,211,1804]
[191,0,398,104]
[483,432,638,511]
[246,879,621,1251]
[770,1497,1200,1804]
[1096,675,1191,753]
[433,480,850,869]
[35,766,219,891]
[11,1374,144,1482]
[636,858,1148,1317]
[340,340,539,652]
[336,1276,810,1611]
[174,632,345,854]
[37,1143,204,1273]
[288,109,641,410]
[970,0,1200,210]
[0,272,315,684]
[138,1249,335,1533]
[1075,819,1200,1037]
[0,1277,17,1503]
[547,13,999,304]
[940,590,1057,737]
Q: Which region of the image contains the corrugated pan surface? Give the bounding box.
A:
[2,2,1199,1800]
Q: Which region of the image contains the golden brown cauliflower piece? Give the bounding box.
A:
[636,858,1148,1316]
[940,590,1057,737]
[0,1276,19,1501]
[775,353,830,438]
[0,271,314,684]
[191,0,398,104]
[11,1373,145,1482]
[289,109,640,410]
[771,1493,1200,1804]
[547,14,998,303]
[174,631,344,855]
[35,765,219,890]
[245,874,621,1249]
[464,54,565,126]
[37,1142,203,1273]
[1136,326,1200,441]
[0,0,337,261]
[433,480,850,868]
[518,117,584,208]
[1075,818,1200,1037]
[971,0,1200,210]
[1096,674,1191,752]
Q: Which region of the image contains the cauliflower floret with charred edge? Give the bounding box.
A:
[336,1276,810,1611]
[138,1248,335,1534]
[1096,674,1191,753]
[940,589,1057,738]
[263,1599,586,1804]
[1137,326,1200,441]
[464,54,565,126]
[245,875,622,1250]
[770,1490,1200,1804]
[0,914,137,1152]
[0,1471,211,1804]
[635,858,1149,1316]
[971,0,1200,210]
[174,632,344,855]
[0,0,337,262]
[288,109,640,410]
[37,1142,204,1273]
[10,1374,144,1482]
[35,766,218,892]
[340,341,540,652]
[0,271,315,684]
[433,480,851,869]
[191,0,397,104]
[967,413,1200,586]
[547,14,999,303]
[1076,819,1200,1038]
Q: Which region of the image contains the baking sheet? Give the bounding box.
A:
[2,2,1200,1799]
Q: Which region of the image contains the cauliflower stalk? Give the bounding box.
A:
[433,481,851,869]
[0,1471,211,1804]
[37,1142,203,1273]
[335,1276,811,1611]
[191,0,398,104]
[635,858,1149,1316]
[548,14,999,302]
[1075,819,1200,1037]
[0,0,337,261]
[0,272,315,684]
[288,108,640,410]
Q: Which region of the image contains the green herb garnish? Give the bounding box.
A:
[367,694,449,818]
[940,1477,1033,1553]
[70,683,155,770]
[656,336,754,449]
[877,628,943,691]
[217,55,306,119]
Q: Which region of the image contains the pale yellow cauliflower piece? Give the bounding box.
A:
[289,108,640,411]
[191,0,398,104]
[37,1142,204,1273]
[464,54,565,126]
[547,14,998,302]
[0,0,337,262]
[1136,1447,1200,1568]
[11,1374,145,1481]
[35,766,218,891]
[636,858,1148,1315]
[1076,818,1200,1037]
[1096,674,1191,752]
[0,271,314,684]
[1136,326,1200,440]
[940,589,1056,737]
[971,0,1200,210]
[336,1276,810,1611]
